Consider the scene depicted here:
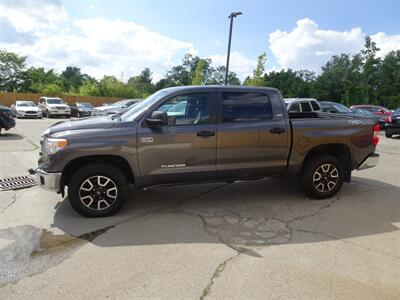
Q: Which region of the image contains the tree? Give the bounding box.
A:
[361,36,382,105]
[0,50,27,92]
[41,83,62,95]
[60,66,85,93]
[192,60,205,85]
[79,81,100,96]
[249,53,266,86]
[22,67,59,92]
[208,66,240,85]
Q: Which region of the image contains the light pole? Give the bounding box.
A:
[225,11,242,85]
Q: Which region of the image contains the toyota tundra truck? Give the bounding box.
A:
[33,86,380,217]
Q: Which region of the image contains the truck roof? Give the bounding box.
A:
[161,85,280,93]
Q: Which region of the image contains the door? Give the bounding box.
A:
[137,92,217,186]
[216,91,289,179]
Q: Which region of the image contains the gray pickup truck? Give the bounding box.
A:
[34,86,380,217]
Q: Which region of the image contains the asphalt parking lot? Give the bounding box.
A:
[0,118,399,299]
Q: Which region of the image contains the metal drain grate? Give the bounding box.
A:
[0,175,37,191]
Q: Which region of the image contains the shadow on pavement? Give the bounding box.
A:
[52,176,400,250]
[0,133,24,140]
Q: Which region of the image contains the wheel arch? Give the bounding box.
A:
[301,143,352,182]
[60,155,135,192]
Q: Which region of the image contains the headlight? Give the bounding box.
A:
[45,138,68,155]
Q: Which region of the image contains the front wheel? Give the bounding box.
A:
[68,163,128,217]
[385,131,392,138]
[300,154,344,199]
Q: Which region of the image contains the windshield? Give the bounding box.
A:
[120,90,170,122]
[77,102,93,108]
[17,101,35,107]
[47,99,64,104]
[394,108,400,115]
[332,103,352,113]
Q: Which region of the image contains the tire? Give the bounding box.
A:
[300,154,344,199]
[68,163,128,217]
[385,131,392,138]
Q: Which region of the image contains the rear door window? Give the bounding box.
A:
[222,92,272,122]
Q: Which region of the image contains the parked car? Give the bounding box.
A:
[320,101,354,114]
[351,108,376,117]
[350,105,392,127]
[33,86,380,217]
[69,102,93,118]
[0,105,16,133]
[384,107,400,138]
[11,100,42,118]
[92,99,140,116]
[284,98,321,113]
[38,97,71,118]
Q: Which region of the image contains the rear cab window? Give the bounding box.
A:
[300,102,312,112]
[311,101,321,111]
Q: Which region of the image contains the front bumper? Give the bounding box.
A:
[36,168,62,192]
[357,153,379,170]
[48,110,71,115]
[2,117,16,130]
[16,112,41,118]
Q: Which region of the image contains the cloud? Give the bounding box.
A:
[371,32,400,57]
[2,18,196,81]
[0,0,68,33]
[209,51,256,79]
[269,18,400,72]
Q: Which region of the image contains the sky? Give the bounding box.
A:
[1,0,399,82]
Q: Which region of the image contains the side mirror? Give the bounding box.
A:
[146,111,168,127]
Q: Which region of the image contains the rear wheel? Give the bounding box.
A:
[68,163,128,217]
[300,154,344,199]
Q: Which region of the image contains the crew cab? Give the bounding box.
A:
[34,86,380,217]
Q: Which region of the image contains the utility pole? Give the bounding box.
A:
[225,12,242,85]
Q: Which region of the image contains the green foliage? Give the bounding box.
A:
[249,53,266,86]
[0,50,27,92]
[1,40,399,109]
[41,83,62,95]
[192,60,205,85]
[79,81,101,96]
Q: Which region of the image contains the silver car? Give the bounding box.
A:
[92,99,140,116]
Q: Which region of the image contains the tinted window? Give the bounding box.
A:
[157,93,211,126]
[311,101,320,111]
[222,92,272,122]
[301,102,312,112]
[289,102,300,112]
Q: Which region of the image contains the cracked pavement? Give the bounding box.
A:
[0,119,399,299]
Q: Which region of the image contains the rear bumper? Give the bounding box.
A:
[385,124,400,134]
[357,153,379,171]
[36,168,61,192]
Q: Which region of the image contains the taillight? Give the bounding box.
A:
[373,124,380,146]
[385,116,391,123]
